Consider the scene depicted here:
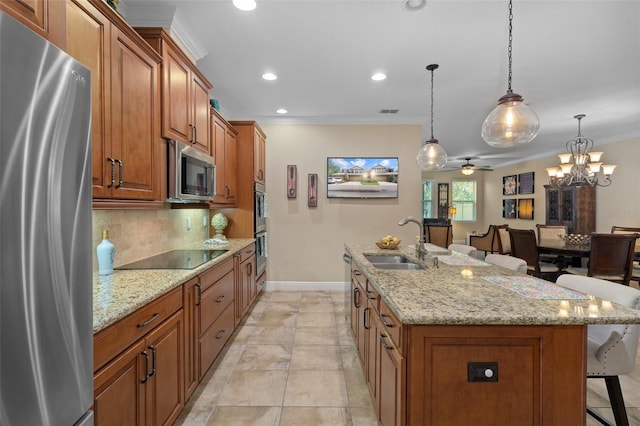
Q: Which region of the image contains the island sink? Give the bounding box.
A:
[364,254,425,270]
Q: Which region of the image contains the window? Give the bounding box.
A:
[422,180,435,219]
[451,179,476,221]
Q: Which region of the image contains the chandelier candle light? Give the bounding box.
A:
[481,0,539,147]
[546,114,616,187]
[416,64,447,170]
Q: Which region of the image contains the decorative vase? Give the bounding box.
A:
[211,213,228,241]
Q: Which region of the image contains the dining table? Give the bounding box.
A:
[537,238,591,270]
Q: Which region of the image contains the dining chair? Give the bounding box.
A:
[448,244,477,258]
[566,233,639,285]
[508,228,560,280]
[556,274,640,426]
[425,224,453,249]
[484,254,527,274]
[536,224,568,263]
[469,224,508,255]
[612,226,640,257]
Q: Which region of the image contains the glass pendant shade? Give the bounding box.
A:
[416,139,447,170]
[481,94,540,147]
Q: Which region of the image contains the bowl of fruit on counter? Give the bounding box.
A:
[376,235,401,249]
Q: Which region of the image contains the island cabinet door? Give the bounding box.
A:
[406,325,586,426]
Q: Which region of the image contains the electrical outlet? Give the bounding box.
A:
[186,217,192,230]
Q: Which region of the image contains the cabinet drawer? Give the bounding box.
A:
[198,302,235,379]
[199,256,233,291]
[379,298,402,351]
[365,282,379,313]
[256,271,266,294]
[94,286,182,372]
[352,264,367,288]
[199,270,234,334]
[238,245,255,263]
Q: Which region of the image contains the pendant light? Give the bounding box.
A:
[481,0,539,148]
[417,64,447,170]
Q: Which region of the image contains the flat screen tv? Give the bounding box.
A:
[327,157,399,199]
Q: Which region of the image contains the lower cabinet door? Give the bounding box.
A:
[145,310,184,426]
[94,339,147,426]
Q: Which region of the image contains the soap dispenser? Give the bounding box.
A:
[97,229,115,275]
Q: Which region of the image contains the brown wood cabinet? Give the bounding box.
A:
[197,257,235,380]
[544,184,596,235]
[65,0,163,204]
[406,325,585,425]
[0,0,64,47]
[211,109,238,206]
[136,28,212,155]
[235,245,256,326]
[182,277,199,400]
[93,286,184,426]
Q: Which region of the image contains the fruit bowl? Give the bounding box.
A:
[560,234,591,246]
[376,239,401,249]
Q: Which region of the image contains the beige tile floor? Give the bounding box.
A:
[175,289,640,426]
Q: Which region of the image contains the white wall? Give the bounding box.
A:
[261,124,422,284]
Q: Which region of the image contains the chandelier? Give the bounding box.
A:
[416,64,447,170]
[546,114,616,187]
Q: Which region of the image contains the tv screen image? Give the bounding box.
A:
[327,157,399,199]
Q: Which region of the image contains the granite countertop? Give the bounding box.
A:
[93,239,255,333]
[345,242,640,326]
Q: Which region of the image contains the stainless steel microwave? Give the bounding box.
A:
[167,140,215,203]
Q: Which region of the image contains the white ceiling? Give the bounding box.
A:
[122,0,640,169]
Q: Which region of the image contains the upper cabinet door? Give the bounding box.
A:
[191,73,211,153]
[109,26,161,201]
[65,0,111,198]
[0,0,64,46]
[163,45,191,143]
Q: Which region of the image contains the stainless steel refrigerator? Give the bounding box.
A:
[0,11,93,426]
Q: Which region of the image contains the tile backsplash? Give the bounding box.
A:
[92,208,210,270]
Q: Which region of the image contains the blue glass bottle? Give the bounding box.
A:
[97,229,115,275]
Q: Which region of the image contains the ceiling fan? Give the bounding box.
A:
[441,157,493,175]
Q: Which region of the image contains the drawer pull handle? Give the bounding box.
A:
[354,270,361,276]
[196,283,202,306]
[137,313,159,328]
[216,330,227,339]
[380,333,393,351]
[380,314,394,328]
[353,287,361,308]
[216,295,225,303]
[366,291,376,300]
[141,350,150,384]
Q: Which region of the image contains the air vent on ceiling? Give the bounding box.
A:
[380,109,399,114]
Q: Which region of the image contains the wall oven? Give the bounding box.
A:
[254,182,267,233]
[256,231,267,276]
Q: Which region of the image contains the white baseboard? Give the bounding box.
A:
[264,281,347,291]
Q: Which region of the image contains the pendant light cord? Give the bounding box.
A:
[507,0,513,92]
[430,67,435,139]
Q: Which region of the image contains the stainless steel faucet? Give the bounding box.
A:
[398,216,427,260]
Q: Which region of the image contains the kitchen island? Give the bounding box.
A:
[345,243,640,426]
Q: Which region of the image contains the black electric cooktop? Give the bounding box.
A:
[116,249,228,270]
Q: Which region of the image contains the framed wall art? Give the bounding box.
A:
[503,199,517,219]
[518,172,535,195]
[502,175,517,196]
[308,173,318,207]
[326,157,398,199]
[517,198,534,220]
[287,165,297,198]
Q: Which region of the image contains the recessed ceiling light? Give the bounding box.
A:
[403,0,426,11]
[262,72,277,81]
[276,108,288,114]
[371,73,387,81]
[233,0,256,11]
